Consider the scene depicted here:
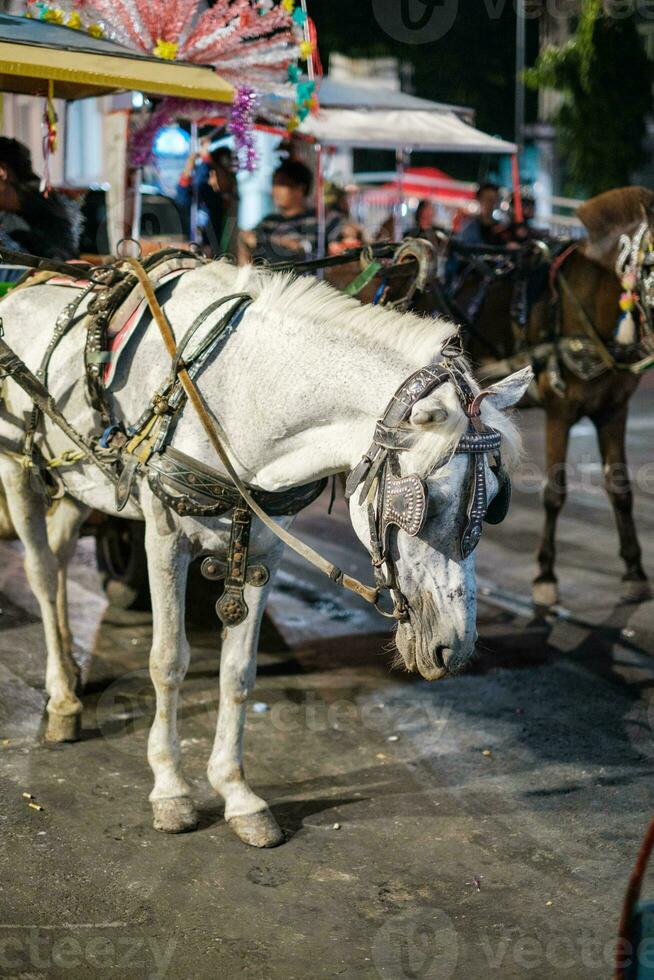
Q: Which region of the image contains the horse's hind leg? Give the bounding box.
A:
[593,404,650,601]
[207,568,284,848]
[0,463,83,740]
[143,517,197,834]
[533,406,576,607]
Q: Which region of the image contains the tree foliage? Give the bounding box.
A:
[525,0,653,196]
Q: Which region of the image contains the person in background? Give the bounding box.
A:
[176,138,239,257]
[457,182,507,247]
[500,189,546,246]
[404,199,444,248]
[0,137,78,259]
[323,181,366,254]
[240,160,342,264]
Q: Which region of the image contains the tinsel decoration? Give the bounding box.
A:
[23,0,322,169]
[23,0,300,91]
[228,87,258,172]
[41,78,58,193]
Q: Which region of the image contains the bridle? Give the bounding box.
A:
[345,355,511,623]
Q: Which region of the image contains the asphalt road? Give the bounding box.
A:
[1,375,654,979]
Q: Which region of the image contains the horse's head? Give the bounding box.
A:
[578,186,654,273]
[348,365,531,681]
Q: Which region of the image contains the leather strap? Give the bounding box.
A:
[557,269,616,370]
[125,258,380,609]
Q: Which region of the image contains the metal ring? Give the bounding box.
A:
[374,588,409,621]
[115,237,143,260]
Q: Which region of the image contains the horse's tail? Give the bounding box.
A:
[0,481,17,541]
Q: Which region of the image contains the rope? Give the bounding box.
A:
[3,447,85,470]
[615,815,654,979]
[125,258,379,608]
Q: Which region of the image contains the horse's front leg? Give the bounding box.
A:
[0,462,83,740]
[533,404,576,607]
[593,404,650,601]
[207,559,284,848]
[47,495,91,690]
[143,516,197,834]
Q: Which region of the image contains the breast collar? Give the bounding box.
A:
[344,356,510,622]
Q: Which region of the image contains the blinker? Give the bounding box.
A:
[380,472,427,543]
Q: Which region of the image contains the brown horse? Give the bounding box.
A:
[427,187,654,607]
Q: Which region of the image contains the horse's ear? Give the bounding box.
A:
[484,366,533,411]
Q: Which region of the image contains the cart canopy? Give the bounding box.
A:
[0,14,233,103]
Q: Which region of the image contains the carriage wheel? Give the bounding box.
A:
[95,518,151,611]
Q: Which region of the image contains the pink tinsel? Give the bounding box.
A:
[74,0,298,90]
[228,86,258,172]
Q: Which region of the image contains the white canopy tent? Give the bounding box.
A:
[265,78,515,154]
[298,107,516,154]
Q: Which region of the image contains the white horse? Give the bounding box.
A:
[0,260,531,847]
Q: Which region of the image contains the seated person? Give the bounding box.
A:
[457,182,507,248]
[404,199,444,248]
[323,181,366,254]
[240,160,342,264]
[0,137,78,260]
[499,190,547,247]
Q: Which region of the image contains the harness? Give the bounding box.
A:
[0,247,511,633]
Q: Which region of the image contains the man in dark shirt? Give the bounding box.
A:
[0,137,78,260]
[458,182,507,247]
[240,160,342,264]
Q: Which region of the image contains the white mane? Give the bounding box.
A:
[201,259,456,366]
[196,259,523,469]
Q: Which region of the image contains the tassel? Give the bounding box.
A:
[616,310,637,346]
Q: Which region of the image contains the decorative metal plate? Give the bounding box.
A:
[381,472,427,540]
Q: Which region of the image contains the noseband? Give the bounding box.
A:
[345,359,510,622]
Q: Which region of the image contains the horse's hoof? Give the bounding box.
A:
[44,713,81,743]
[622,580,652,603]
[227,809,285,848]
[532,580,559,607]
[152,797,198,834]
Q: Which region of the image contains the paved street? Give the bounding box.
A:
[1,376,654,979]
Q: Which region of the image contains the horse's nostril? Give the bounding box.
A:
[434,646,449,671]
